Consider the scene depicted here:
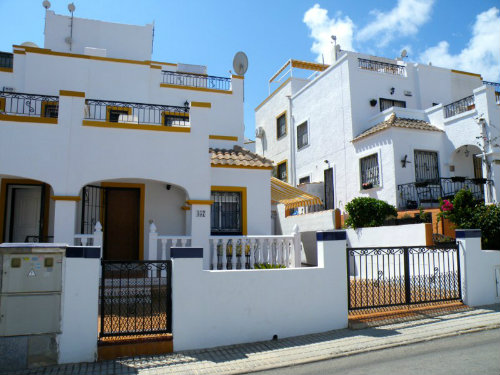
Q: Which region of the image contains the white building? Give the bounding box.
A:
[0,10,274,264]
[255,53,500,212]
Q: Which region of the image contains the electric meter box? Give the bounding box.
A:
[0,244,65,336]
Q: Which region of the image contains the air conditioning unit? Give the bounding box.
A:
[255,126,265,138]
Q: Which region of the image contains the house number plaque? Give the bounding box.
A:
[196,210,206,217]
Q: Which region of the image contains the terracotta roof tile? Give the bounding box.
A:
[210,146,274,168]
[353,113,444,142]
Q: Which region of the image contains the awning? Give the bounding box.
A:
[271,177,322,209]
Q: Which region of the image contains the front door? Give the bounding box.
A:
[324,168,334,210]
[9,186,43,242]
[104,188,140,260]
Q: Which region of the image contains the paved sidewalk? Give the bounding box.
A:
[8,305,500,375]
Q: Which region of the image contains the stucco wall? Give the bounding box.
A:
[346,224,428,247]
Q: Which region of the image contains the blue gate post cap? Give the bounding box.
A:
[66,246,101,258]
[316,231,347,241]
[171,247,204,258]
[455,229,481,238]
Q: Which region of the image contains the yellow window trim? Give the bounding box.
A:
[0,114,58,124]
[210,164,273,170]
[276,110,287,140]
[160,83,232,95]
[0,67,13,73]
[146,60,177,67]
[41,101,58,118]
[191,101,212,108]
[186,200,214,205]
[451,69,482,79]
[161,111,189,126]
[106,106,132,122]
[101,182,145,260]
[59,90,85,97]
[82,119,191,133]
[276,159,288,182]
[0,178,50,242]
[255,77,291,111]
[209,135,238,141]
[211,186,247,235]
[51,196,81,201]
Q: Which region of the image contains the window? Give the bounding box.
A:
[299,176,310,184]
[297,121,308,149]
[277,161,287,182]
[414,150,439,182]
[106,106,132,122]
[276,112,286,139]
[360,154,380,188]
[41,101,59,118]
[163,111,189,127]
[211,191,242,235]
[379,98,406,112]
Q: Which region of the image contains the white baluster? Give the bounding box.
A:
[277,239,283,266]
[80,237,87,246]
[181,238,188,247]
[231,239,237,270]
[254,239,260,266]
[211,239,217,270]
[249,239,255,269]
[222,239,227,270]
[292,224,301,268]
[161,239,168,261]
[285,239,291,267]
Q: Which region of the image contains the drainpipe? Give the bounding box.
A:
[286,95,296,186]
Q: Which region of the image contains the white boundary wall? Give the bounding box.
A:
[171,232,348,351]
[347,224,428,247]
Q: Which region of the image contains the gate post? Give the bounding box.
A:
[403,247,411,304]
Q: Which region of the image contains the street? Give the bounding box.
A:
[252,328,500,375]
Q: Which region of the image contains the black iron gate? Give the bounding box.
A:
[99,260,172,337]
[347,245,461,310]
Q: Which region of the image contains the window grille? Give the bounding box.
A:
[414,150,439,182]
[276,113,286,138]
[380,98,406,112]
[360,154,380,187]
[277,161,287,182]
[297,121,308,149]
[211,191,242,235]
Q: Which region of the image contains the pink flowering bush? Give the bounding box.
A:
[441,200,454,212]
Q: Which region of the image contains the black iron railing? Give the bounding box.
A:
[162,71,231,91]
[358,58,406,76]
[443,95,475,118]
[85,98,190,127]
[0,91,59,117]
[347,244,461,310]
[0,52,13,69]
[397,177,492,209]
[99,260,172,337]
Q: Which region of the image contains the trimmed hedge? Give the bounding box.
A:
[345,197,397,229]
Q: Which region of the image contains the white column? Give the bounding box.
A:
[190,203,211,269]
[53,199,78,245]
[292,224,301,268]
[148,222,158,260]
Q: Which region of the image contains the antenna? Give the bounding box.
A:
[66,3,76,51]
[232,51,248,75]
[400,49,408,59]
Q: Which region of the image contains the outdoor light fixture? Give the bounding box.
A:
[464,146,470,157]
[166,184,172,190]
[370,99,377,107]
[184,100,189,110]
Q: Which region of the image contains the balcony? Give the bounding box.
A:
[0,52,13,70]
[358,58,406,76]
[0,91,59,123]
[161,71,231,91]
[397,177,492,209]
[443,95,475,118]
[83,98,190,130]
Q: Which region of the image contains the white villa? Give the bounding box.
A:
[255,52,500,213]
[0,10,275,265]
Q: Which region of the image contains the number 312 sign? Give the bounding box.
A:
[196,210,206,217]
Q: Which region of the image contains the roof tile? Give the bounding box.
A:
[210,146,274,168]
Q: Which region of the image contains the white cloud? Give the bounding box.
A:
[419,7,500,81]
[303,4,355,64]
[357,0,434,47]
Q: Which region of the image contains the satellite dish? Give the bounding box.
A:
[401,49,408,58]
[233,51,248,76]
[21,41,39,48]
[68,2,76,13]
[42,0,51,9]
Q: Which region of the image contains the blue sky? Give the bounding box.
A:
[0,0,499,140]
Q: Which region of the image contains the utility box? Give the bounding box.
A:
[0,244,64,336]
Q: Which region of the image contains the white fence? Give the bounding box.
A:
[74,222,103,247]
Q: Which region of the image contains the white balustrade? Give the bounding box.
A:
[148,221,192,261]
[74,221,103,247]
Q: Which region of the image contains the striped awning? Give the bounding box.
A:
[271,177,322,209]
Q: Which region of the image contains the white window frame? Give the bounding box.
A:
[358,148,383,191]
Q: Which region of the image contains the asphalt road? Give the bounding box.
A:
[252,328,500,375]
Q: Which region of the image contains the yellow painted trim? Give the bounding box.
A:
[451,69,482,79]
[276,159,288,182]
[160,83,232,95]
[0,178,51,242]
[162,111,189,117]
[191,101,212,108]
[186,200,214,205]
[209,135,238,141]
[211,164,273,170]
[82,119,191,133]
[106,106,132,122]
[181,205,191,211]
[291,59,329,71]
[41,100,58,119]
[232,75,244,80]
[0,114,58,124]
[147,60,177,67]
[255,77,291,111]
[0,67,13,73]
[101,182,145,260]
[269,59,292,83]
[13,50,25,55]
[211,186,247,235]
[51,195,81,201]
[150,65,162,70]
[59,90,85,97]
[276,110,287,140]
[0,98,4,112]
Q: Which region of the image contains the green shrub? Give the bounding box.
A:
[254,263,286,269]
[345,197,397,229]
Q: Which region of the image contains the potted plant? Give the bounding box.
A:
[362,182,373,190]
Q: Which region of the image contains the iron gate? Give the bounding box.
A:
[347,244,461,310]
[99,260,172,337]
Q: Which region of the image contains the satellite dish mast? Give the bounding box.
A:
[233,51,248,101]
[66,3,76,51]
[401,49,408,59]
[42,1,51,37]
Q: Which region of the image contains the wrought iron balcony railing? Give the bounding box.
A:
[84,98,190,127]
[161,71,231,91]
[443,95,475,118]
[0,52,13,69]
[0,91,59,118]
[397,177,492,209]
[358,58,406,76]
